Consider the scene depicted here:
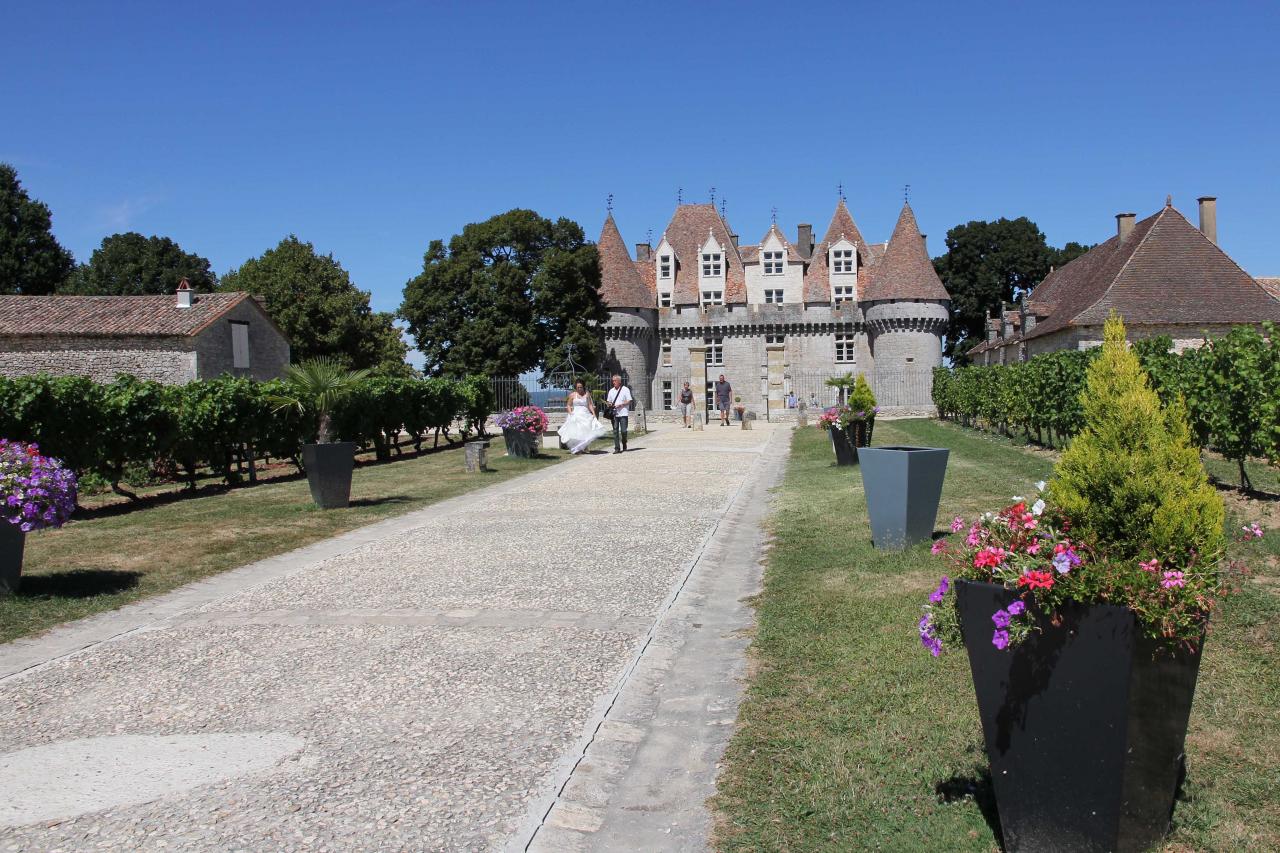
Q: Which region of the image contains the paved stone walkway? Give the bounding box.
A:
[0,422,786,852]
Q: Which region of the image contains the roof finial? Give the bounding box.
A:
[1166,194,1172,207]
[838,182,845,202]
[606,193,613,214]
[677,186,683,205]
[719,197,726,219]
[709,186,716,206]
[645,228,653,245]
[904,183,911,203]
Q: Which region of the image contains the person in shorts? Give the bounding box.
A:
[714,374,732,426]
[605,374,633,453]
[678,381,695,428]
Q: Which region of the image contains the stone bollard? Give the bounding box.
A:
[693,419,704,431]
[741,418,753,430]
[464,439,489,473]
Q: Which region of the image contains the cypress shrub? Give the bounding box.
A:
[1048,315,1224,564]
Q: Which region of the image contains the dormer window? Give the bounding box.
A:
[659,254,672,279]
[832,248,855,274]
[701,252,722,277]
[833,284,855,303]
[763,250,784,275]
[701,290,724,307]
[659,293,672,308]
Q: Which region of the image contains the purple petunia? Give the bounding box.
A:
[992,629,1010,650]
[1007,600,1026,616]
[928,576,951,604]
[991,608,1011,629]
[1,439,77,533]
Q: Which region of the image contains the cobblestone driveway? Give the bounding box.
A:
[0,423,782,851]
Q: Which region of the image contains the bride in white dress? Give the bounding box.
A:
[558,381,608,454]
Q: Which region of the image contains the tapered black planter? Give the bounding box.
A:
[302,442,356,509]
[857,445,948,549]
[502,428,540,459]
[955,580,1203,853]
[0,522,24,595]
[829,427,856,466]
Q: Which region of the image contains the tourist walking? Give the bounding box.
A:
[605,375,633,453]
[714,374,732,426]
[558,380,607,454]
[678,381,694,428]
[787,391,797,409]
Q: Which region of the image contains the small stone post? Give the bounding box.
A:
[689,344,708,427]
[464,439,489,473]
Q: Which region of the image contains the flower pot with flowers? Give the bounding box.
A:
[917,317,1250,853]
[495,406,548,458]
[1,439,78,594]
[841,374,878,453]
[270,358,370,509]
[816,405,856,466]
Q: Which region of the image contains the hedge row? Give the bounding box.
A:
[933,324,1280,488]
[0,373,495,495]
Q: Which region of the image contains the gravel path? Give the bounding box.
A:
[0,423,782,851]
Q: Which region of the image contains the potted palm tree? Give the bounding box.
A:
[270,358,369,509]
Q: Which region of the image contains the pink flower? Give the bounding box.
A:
[931,540,947,555]
[1161,570,1185,589]
[1241,523,1264,540]
[950,516,964,533]
[1139,559,1159,573]
[973,547,1007,569]
[1026,541,1042,555]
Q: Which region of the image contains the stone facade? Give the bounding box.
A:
[597,200,951,418]
[0,290,290,384]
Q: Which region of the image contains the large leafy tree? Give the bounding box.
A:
[220,236,407,372]
[932,217,1090,357]
[0,163,75,294]
[61,232,217,295]
[400,209,606,377]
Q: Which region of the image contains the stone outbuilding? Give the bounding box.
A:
[971,197,1280,364]
[0,281,290,384]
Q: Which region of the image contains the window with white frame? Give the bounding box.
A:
[662,339,672,366]
[701,290,724,307]
[662,380,673,410]
[659,254,672,279]
[832,247,855,274]
[705,337,724,366]
[763,250,783,275]
[701,252,722,277]
[764,289,783,304]
[835,333,855,363]
[765,332,785,345]
[833,284,855,302]
[659,292,672,307]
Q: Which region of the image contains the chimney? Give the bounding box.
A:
[987,315,997,342]
[1020,296,1036,334]
[1116,212,1136,242]
[921,233,928,253]
[175,278,194,309]
[635,243,652,262]
[1197,196,1217,244]
[730,233,739,249]
[797,223,813,259]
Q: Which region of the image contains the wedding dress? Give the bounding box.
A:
[558,394,607,454]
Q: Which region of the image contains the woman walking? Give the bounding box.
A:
[678,381,694,428]
[557,381,607,454]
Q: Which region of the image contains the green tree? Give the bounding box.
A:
[932,217,1090,357]
[400,209,606,376]
[220,236,407,372]
[61,232,217,295]
[0,163,75,294]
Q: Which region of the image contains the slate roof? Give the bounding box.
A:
[656,204,747,305]
[597,215,654,309]
[803,199,872,303]
[1024,204,1280,340]
[862,203,951,302]
[0,292,266,338]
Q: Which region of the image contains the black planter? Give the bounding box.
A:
[857,445,948,549]
[502,428,540,459]
[302,442,356,509]
[955,580,1203,853]
[848,419,874,450]
[829,427,856,466]
[0,521,24,595]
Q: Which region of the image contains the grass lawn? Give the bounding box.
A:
[713,419,1280,851]
[2,442,567,644]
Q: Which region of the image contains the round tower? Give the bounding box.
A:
[597,214,658,407]
[860,203,951,415]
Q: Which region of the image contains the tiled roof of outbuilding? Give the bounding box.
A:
[597,215,654,309]
[0,292,263,337]
[1024,204,1280,339]
[862,203,951,302]
[1255,277,1280,302]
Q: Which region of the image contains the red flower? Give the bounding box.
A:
[1017,570,1055,590]
[973,547,1008,569]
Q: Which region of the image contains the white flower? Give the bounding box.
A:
[1012,495,1024,502]
[1035,480,1047,492]
[1032,499,1046,517]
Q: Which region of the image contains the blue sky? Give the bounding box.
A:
[5,0,1279,325]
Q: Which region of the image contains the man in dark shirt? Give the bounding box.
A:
[714,374,732,426]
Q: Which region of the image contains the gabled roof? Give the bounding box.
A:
[862,203,951,302]
[657,204,746,304]
[0,292,273,338]
[744,222,803,264]
[597,215,654,309]
[803,199,872,302]
[1024,204,1280,340]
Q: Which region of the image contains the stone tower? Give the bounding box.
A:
[597,213,657,407]
[860,202,950,414]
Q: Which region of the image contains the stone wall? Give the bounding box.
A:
[1023,323,1250,359]
[0,335,197,384]
[193,299,291,381]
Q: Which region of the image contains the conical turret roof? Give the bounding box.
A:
[597,214,654,309]
[863,203,950,302]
